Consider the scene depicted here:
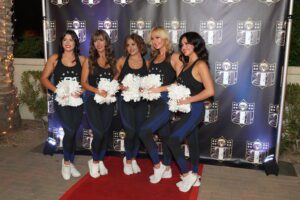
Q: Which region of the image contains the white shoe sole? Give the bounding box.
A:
[88,160,100,178]
[61,159,71,180]
[149,163,166,184]
[178,173,198,192]
[123,157,133,175]
[132,160,141,174]
[149,168,172,180]
[70,164,81,177]
[99,161,108,176]
[176,175,201,188]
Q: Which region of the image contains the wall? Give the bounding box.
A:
[14,58,44,120]
[13,58,300,120]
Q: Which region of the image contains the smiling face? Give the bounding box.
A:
[93,35,106,53]
[62,34,75,52]
[150,30,166,50]
[126,38,140,56]
[180,37,195,57]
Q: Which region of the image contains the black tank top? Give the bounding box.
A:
[88,63,114,88]
[177,61,204,96]
[119,56,148,81]
[149,59,176,86]
[53,58,82,86]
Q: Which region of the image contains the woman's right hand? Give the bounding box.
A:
[119,85,128,91]
[96,89,107,97]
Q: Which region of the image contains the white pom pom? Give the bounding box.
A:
[140,74,162,101]
[121,74,141,102]
[94,78,120,104]
[55,77,83,107]
[167,84,191,113]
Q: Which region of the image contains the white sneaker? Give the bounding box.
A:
[99,161,108,175]
[149,162,166,184]
[132,160,141,174]
[178,172,197,192]
[149,167,172,181]
[70,163,81,177]
[123,157,133,175]
[88,159,100,178]
[61,159,71,180]
[193,175,201,187]
[176,175,201,188]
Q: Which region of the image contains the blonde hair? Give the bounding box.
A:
[149,26,173,60]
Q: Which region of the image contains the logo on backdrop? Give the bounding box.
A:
[66,19,86,43]
[251,61,276,89]
[46,21,56,43]
[82,0,101,7]
[82,129,93,149]
[147,0,168,6]
[53,127,64,148]
[210,137,233,160]
[153,135,163,155]
[232,100,255,127]
[182,0,204,6]
[237,18,261,47]
[219,0,241,5]
[114,0,134,6]
[199,18,223,47]
[130,19,152,40]
[98,18,118,43]
[204,101,218,124]
[182,142,190,158]
[258,0,281,6]
[215,59,238,87]
[164,19,186,45]
[268,104,279,128]
[113,130,126,152]
[275,21,286,46]
[51,0,69,7]
[245,139,269,164]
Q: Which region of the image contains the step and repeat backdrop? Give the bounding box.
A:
[44,0,289,166]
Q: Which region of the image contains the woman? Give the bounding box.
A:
[41,30,86,180]
[115,33,148,175]
[81,30,116,178]
[138,27,182,183]
[167,32,214,192]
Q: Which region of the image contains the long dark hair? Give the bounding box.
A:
[57,30,80,62]
[88,30,116,74]
[124,33,147,56]
[179,32,209,67]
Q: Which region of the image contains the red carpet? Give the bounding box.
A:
[60,156,203,200]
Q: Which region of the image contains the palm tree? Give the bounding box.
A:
[0,0,21,133]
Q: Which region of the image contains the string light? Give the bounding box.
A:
[0,0,20,134]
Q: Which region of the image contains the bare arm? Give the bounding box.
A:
[113,57,125,80]
[171,52,184,76]
[40,54,58,93]
[79,55,86,66]
[81,59,97,94]
[180,61,214,104]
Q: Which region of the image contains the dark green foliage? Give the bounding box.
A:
[290,1,300,66]
[19,71,47,120]
[14,36,44,58]
[281,83,300,153]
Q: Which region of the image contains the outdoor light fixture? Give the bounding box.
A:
[263,154,279,176]
[43,137,57,156]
